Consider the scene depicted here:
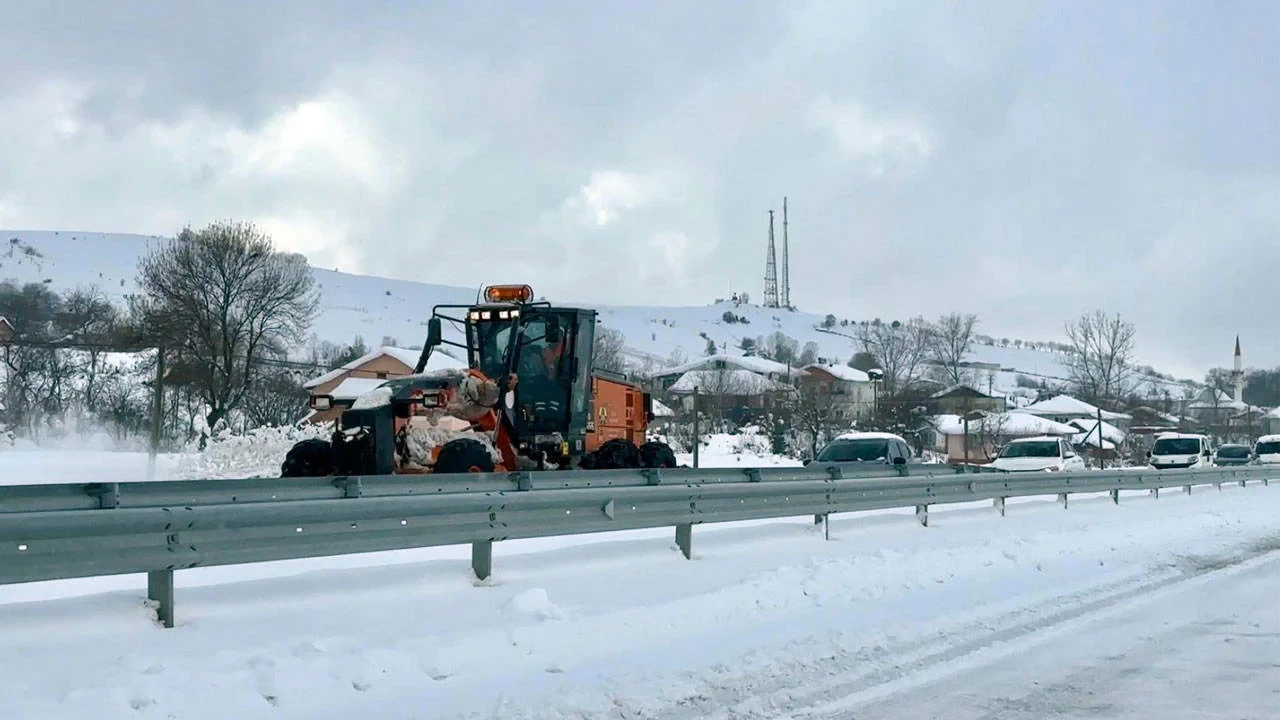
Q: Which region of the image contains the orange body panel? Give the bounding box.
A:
[587,376,648,452]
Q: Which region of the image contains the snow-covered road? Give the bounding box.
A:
[3,477,1278,720]
[805,548,1280,719]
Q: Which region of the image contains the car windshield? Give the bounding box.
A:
[998,441,1060,458]
[1255,441,1280,455]
[1217,446,1250,458]
[1153,438,1201,455]
[816,439,889,462]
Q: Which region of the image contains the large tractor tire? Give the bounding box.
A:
[591,438,642,469]
[281,438,335,478]
[638,440,678,469]
[434,438,496,474]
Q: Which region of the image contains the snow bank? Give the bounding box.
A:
[673,430,803,468]
[176,425,331,480]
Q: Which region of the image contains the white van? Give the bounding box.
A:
[1254,435,1280,465]
[1148,433,1213,469]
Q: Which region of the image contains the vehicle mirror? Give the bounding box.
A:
[892,456,907,465]
[425,317,442,349]
[1064,451,1076,458]
[803,458,811,466]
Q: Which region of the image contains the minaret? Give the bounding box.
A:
[1233,336,1243,403]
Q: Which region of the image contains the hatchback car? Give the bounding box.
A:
[810,432,913,465]
[1212,443,1253,466]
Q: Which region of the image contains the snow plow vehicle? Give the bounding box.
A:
[281,284,677,477]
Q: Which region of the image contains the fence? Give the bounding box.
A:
[1,463,1274,627]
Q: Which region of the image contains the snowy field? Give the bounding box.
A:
[2,441,1278,719]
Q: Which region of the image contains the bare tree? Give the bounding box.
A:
[56,286,121,409]
[242,369,310,427]
[855,318,931,398]
[133,221,319,432]
[1064,311,1136,405]
[791,373,845,458]
[592,326,627,374]
[970,412,1012,463]
[797,341,820,367]
[928,313,978,385]
[758,331,799,365]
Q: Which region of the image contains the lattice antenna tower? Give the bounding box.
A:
[763,209,779,308]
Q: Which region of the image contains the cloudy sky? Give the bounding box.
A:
[2,0,1278,377]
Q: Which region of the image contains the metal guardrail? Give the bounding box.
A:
[0,463,1274,627]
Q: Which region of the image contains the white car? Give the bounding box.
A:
[990,436,1087,472]
[1254,435,1280,465]
[810,432,914,466]
[1148,432,1213,469]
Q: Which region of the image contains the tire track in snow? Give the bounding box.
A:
[649,533,1280,720]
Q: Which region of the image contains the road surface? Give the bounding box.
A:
[800,549,1280,720]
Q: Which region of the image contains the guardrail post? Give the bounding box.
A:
[813,514,824,525]
[1150,487,1159,499]
[95,483,121,509]
[994,496,1006,517]
[1240,478,1247,489]
[147,570,174,628]
[1058,492,1068,509]
[1109,489,1119,504]
[471,541,493,581]
[1216,480,1222,491]
[915,504,928,527]
[675,523,692,559]
[1184,485,1191,495]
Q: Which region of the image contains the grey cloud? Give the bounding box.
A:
[2,0,1279,378]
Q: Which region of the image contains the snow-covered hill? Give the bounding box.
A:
[0,231,1192,396]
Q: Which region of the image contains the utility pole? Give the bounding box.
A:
[1096,406,1104,470]
[781,196,790,309]
[692,386,700,468]
[147,345,165,482]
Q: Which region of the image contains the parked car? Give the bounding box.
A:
[1254,435,1280,465]
[1148,433,1212,469]
[990,436,1087,472]
[1212,443,1253,467]
[809,432,913,466]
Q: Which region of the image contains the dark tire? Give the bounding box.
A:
[434,437,496,474]
[638,440,678,469]
[592,438,641,469]
[281,438,334,477]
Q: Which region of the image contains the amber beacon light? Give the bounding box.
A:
[483,284,534,303]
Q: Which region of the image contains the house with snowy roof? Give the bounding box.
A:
[932,411,1079,464]
[1021,394,1132,429]
[665,367,795,423]
[799,363,874,421]
[648,354,794,391]
[303,346,467,422]
[928,384,1006,416]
